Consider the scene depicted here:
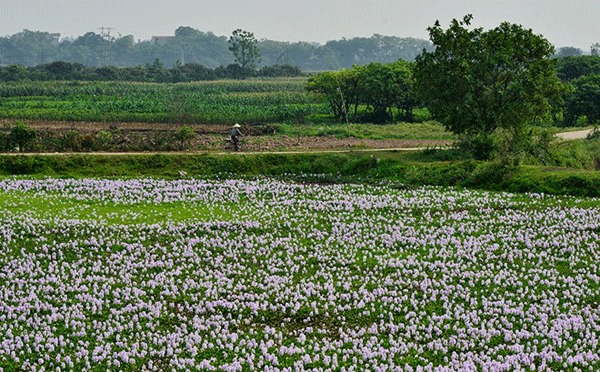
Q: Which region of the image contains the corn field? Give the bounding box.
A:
[0,79,329,124]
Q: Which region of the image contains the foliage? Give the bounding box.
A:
[215,63,256,80]
[275,121,453,140]
[170,63,216,82]
[548,138,600,170]
[175,126,195,150]
[258,64,303,77]
[322,35,434,67]
[368,61,417,122]
[0,28,432,70]
[305,61,418,124]
[306,71,349,123]
[587,127,600,140]
[556,55,600,81]
[415,15,565,160]
[495,127,558,166]
[8,121,36,152]
[0,61,304,83]
[564,74,600,125]
[456,133,495,161]
[1,152,599,196]
[228,29,261,71]
[0,65,28,81]
[554,46,583,58]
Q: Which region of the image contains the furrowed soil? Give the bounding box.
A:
[2,119,452,152]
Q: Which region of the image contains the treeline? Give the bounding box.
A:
[307,55,600,128]
[0,27,432,70]
[556,56,600,126]
[0,60,303,82]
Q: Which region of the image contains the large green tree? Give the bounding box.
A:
[306,61,417,124]
[415,15,564,155]
[228,29,261,70]
[360,61,416,122]
[306,71,349,122]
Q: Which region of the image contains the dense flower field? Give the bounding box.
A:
[0,177,598,371]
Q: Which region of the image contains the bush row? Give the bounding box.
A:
[0,153,598,197]
[0,125,198,152]
[1,62,304,83]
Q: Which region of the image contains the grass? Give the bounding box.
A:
[276,121,455,140]
[0,191,239,224]
[0,151,598,197]
[546,138,600,169]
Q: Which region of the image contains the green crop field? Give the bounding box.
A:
[0,176,598,370]
[0,79,329,124]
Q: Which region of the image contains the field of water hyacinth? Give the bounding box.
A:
[0,177,598,371]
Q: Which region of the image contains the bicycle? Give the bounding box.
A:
[223,138,245,152]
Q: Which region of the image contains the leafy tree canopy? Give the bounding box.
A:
[228,29,261,71]
[306,60,417,124]
[565,74,600,125]
[556,55,600,81]
[591,43,600,57]
[554,46,583,58]
[415,15,564,137]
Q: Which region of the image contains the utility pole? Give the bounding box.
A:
[98,27,114,65]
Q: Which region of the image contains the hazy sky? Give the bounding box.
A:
[1,0,598,50]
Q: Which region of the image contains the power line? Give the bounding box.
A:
[98,27,114,65]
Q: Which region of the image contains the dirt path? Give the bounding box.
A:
[556,129,594,140]
[0,119,592,157]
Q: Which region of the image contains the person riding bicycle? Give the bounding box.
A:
[230,123,243,151]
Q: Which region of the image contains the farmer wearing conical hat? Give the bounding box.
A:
[230,123,243,151]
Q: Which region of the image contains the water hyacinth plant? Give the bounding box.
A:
[0,177,598,370]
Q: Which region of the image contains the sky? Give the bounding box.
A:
[0,0,598,50]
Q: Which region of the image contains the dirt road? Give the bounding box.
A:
[556,129,594,140]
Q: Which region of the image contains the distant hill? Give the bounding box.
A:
[0,27,433,70]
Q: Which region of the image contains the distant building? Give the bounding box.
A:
[151,36,174,45]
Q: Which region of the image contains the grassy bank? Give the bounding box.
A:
[275,121,454,140]
[1,152,598,197]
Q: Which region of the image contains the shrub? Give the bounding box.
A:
[466,162,515,189]
[95,131,113,151]
[549,138,600,169]
[0,131,9,151]
[587,127,600,141]
[8,122,36,152]
[457,133,495,160]
[175,126,196,150]
[58,130,82,152]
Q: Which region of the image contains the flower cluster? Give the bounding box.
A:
[0,178,598,371]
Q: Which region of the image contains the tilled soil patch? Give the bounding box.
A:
[2,120,452,152]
